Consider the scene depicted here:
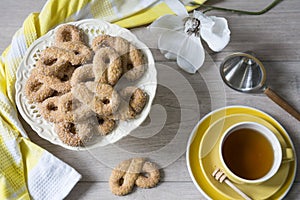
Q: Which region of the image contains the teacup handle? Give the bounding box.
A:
[282,148,294,163]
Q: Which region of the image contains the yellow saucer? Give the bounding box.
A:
[200,114,292,199]
[186,106,296,200]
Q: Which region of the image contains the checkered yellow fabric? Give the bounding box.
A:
[0,0,205,199]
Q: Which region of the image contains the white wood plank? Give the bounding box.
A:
[198,0,300,13]
[0,0,46,52]
[65,182,300,200]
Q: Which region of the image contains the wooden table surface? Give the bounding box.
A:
[1,0,300,199]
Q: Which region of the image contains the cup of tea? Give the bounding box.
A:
[219,122,293,184]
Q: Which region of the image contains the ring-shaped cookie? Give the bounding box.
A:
[92,35,145,81]
[25,75,54,103]
[108,99,136,121]
[55,120,93,147]
[93,83,120,116]
[39,92,74,123]
[124,45,145,81]
[38,95,62,122]
[60,92,94,122]
[120,87,147,114]
[35,47,72,78]
[71,81,95,107]
[56,41,93,65]
[39,92,85,123]
[72,82,120,117]
[109,158,144,196]
[56,65,75,83]
[135,161,160,189]
[95,115,116,136]
[92,35,129,74]
[25,70,71,102]
[70,64,95,87]
[55,24,83,44]
[93,47,122,86]
[92,35,129,66]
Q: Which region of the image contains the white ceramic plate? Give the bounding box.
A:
[15,19,157,150]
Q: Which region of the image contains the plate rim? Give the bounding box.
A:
[186,105,297,200]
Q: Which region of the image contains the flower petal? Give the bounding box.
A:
[158,29,186,60]
[177,35,205,73]
[164,51,177,60]
[164,0,189,17]
[148,14,184,35]
[197,11,231,52]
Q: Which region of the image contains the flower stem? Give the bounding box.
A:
[191,0,283,15]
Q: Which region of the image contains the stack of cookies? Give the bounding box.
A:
[25,24,148,147]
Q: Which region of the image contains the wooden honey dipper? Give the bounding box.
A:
[212,168,252,200]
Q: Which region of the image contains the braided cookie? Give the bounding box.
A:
[39,92,93,123]
[36,43,91,77]
[109,158,145,196]
[25,69,72,103]
[109,158,160,196]
[135,161,160,188]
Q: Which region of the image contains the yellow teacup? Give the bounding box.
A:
[219,122,293,184]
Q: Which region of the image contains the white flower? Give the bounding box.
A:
[148,10,231,73]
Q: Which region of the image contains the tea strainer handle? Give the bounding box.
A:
[264,87,300,121]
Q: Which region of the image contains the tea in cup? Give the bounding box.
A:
[219,122,293,184]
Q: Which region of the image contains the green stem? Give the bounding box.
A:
[191,0,283,15]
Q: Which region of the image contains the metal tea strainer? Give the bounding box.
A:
[220,52,300,121]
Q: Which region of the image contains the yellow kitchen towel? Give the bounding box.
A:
[0,0,205,199]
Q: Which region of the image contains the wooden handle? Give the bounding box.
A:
[264,87,300,121]
[224,179,252,200]
[212,169,252,200]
